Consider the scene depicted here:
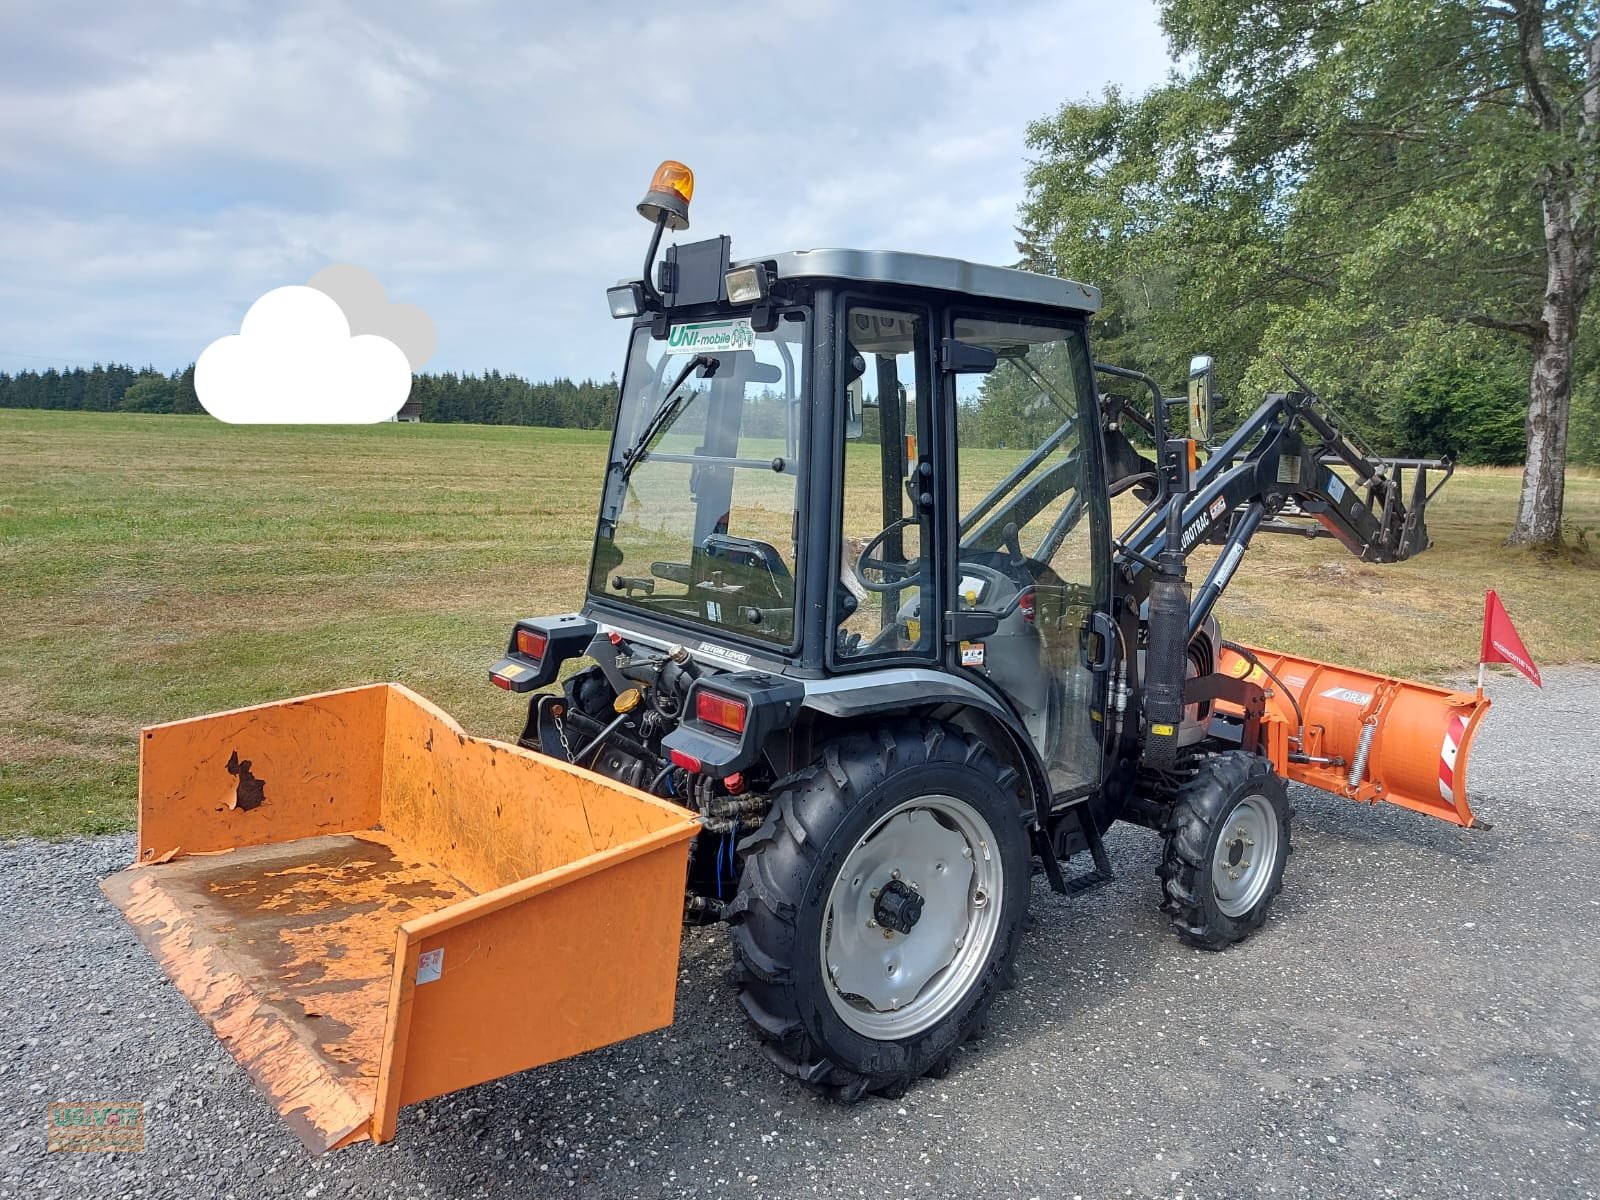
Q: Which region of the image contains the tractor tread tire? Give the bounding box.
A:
[726,719,1028,1102]
[1158,751,1291,951]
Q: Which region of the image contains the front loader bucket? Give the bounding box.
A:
[101,684,698,1152]
[1218,646,1490,828]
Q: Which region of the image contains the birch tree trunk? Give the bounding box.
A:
[1509,1,1598,546]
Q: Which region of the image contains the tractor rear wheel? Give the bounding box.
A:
[726,721,1030,1100]
[1159,751,1291,949]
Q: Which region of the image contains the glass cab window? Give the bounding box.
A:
[835,303,934,660]
[951,313,1104,793]
[590,314,807,646]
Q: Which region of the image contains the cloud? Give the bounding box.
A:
[194,285,412,423]
[307,263,436,370]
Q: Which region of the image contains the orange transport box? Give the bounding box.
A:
[101,683,699,1153]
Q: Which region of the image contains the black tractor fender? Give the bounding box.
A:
[793,670,1052,825]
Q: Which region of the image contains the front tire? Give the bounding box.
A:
[1159,751,1291,949]
[726,721,1030,1099]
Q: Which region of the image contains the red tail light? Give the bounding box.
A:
[516,628,548,660]
[1018,588,1036,624]
[695,690,748,735]
[669,748,703,772]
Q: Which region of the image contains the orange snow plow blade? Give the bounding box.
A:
[101,683,698,1152]
[1218,646,1490,828]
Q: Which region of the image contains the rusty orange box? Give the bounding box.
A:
[102,683,699,1152]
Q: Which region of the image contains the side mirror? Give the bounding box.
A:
[845,378,865,441]
[940,338,998,375]
[1187,355,1216,442]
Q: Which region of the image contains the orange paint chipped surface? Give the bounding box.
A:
[102,683,699,1152]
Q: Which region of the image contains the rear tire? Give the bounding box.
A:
[726,721,1030,1100]
[1159,751,1290,950]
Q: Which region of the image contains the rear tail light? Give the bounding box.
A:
[1018,588,1036,624]
[695,690,748,735]
[516,628,548,660]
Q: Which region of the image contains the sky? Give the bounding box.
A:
[0,0,1171,382]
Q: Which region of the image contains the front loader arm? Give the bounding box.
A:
[1098,372,1485,829]
[1117,387,1453,612]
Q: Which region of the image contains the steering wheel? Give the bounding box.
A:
[853,517,925,594]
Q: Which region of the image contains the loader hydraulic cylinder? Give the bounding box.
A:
[1143,550,1191,770]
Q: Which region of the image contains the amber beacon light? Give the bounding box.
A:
[637,160,695,230]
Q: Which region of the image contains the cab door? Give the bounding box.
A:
[943,310,1112,797]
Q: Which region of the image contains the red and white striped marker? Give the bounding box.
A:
[1438,712,1469,806]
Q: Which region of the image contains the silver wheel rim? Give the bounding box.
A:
[821,794,1004,1039]
[1211,793,1279,917]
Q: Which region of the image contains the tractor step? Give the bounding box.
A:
[1059,862,1114,895]
[1040,798,1115,897]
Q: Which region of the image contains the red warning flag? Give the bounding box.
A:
[1481,589,1541,688]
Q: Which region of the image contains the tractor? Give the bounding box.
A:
[486,162,1485,1098]
[104,160,1489,1148]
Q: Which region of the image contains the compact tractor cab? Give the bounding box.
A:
[488,161,1485,1100]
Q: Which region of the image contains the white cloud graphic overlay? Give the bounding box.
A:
[195,286,412,423]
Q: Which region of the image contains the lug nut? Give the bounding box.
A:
[867,918,878,928]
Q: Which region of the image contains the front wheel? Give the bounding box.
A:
[726,721,1030,1099]
[1159,751,1292,949]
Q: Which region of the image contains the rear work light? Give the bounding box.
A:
[516,629,548,660]
[695,690,748,735]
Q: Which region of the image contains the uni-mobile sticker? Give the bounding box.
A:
[664,318,756,354]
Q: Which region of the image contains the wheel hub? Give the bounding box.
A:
[873,878,925,934]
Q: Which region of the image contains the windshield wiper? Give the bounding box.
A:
[615,354,720,483]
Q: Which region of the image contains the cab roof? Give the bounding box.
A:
[742,248,1101,315]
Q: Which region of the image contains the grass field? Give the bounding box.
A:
[3,409,1597,839]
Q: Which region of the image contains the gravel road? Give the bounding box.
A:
[4,667,1597,1199]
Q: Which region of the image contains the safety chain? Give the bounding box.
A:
[552,707,576,763]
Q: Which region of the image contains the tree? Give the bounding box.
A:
[1022,0,1599,545]
[120,375,178,413]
